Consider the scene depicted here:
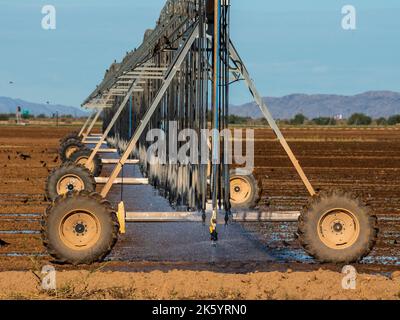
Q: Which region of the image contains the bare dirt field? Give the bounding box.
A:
[0,125,400,299]
[1,269,400,300]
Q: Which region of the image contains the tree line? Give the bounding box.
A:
[0,113,83,121]
[2,112,400,127]
[228,113,400,126]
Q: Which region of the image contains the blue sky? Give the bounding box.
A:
[0,0,399,107]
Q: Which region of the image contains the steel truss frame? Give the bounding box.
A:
[80,0,315,225]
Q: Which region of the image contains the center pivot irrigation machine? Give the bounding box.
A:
[43,0,377,265]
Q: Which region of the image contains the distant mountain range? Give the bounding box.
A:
[0,97,88,117]
[2,91,400,120]
[230,91,400,119]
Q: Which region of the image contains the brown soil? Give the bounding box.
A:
[0,269,399,300]
[1,126,400,300]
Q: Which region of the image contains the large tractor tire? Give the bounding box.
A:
[45,162,96,201]
[42,191,119,265]
[59,138,85,163]
[298,189,378,263]
[229,168,262,210]
[69,148,103,177]
[59,131,81,145]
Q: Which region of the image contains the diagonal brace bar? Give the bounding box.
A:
[78,112,94,137]
[229,40,316,196]
[86,64,151,165]
[100,23,200,197]
[83,108,103,138]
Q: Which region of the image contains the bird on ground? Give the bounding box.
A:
[0,239,10,247]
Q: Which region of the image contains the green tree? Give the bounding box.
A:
[290,113,307,125]
[228,114,250,125]
[312,117,337,126]
[376,117,387,126]
[256,118,269,126]
[347,113,372,126]
[387,115,400,125]
[0,114,11,121]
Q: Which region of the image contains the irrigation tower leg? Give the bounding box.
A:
[229,40,316,196]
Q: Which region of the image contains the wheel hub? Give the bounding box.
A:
[230,177,251,204]
[318,209,360,250]
[57,174,84,195]
[333,221,344,233]
[73,222,87,235]
[59,211,101,250]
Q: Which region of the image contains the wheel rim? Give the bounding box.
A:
[65,146,79,159]
[59,210,101,250]
[75,156,94,173]
[317,208,360,249]
[56,174,85,195]
[230,176,252,205]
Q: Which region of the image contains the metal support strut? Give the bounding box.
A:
[83,108,103,139]
[229,40,316,197]
[100,24,200,198]
[78,112,95,137]
[86,64,151,166]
